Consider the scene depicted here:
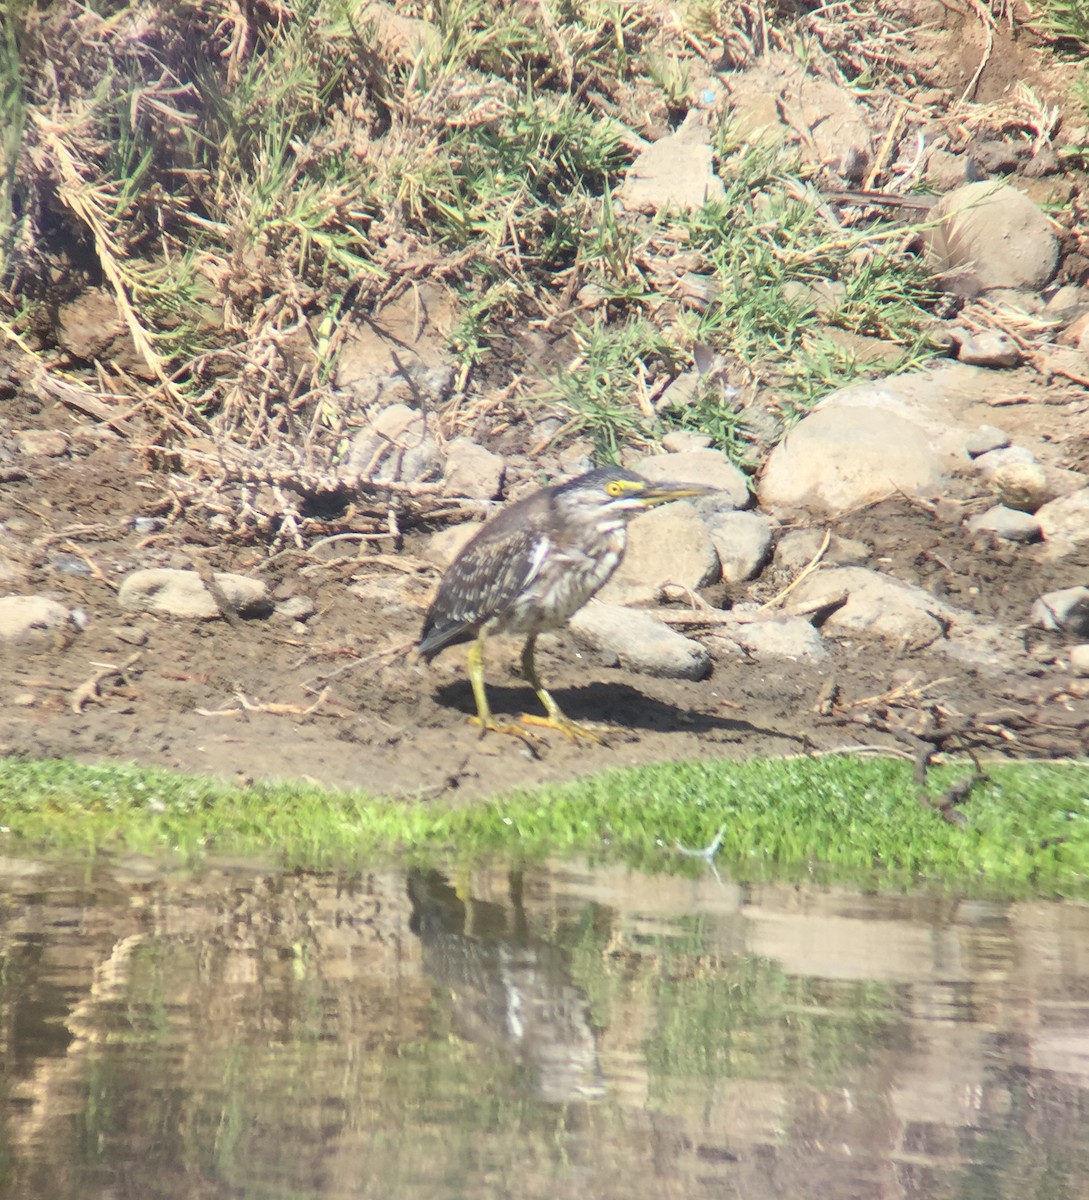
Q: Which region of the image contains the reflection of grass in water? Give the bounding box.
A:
[5,756,1089,897]
[563,912,900,1090]
[645,963,900,1088]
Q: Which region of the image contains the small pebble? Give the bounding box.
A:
[964,425,1010,458]
[955,330,1022,368]
[1070,645,1089,677]
[967,506,1041,543]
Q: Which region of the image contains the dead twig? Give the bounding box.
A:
[759,531,831,610]
[71,652,142,714]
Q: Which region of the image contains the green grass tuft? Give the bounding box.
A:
[2,755,1088,898]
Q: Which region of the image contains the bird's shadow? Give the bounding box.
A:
[433,678,764,739]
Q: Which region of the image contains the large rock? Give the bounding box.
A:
[758,407,946,517]
[635,449,750,510]
[791,567,957,647]
[926,182,1059,292]
[569,603,711,679]
[599,502,720,606]
[118,569,272,620]
[0,595,73,643]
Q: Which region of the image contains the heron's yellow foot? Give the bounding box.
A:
[468,714,541,745]
[517,713,614,744]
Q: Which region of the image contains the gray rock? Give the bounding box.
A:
[775,529,871,570]
[973,445,1037,477]
[424,523,481,570]
[967,505,1042,542]
[1036,488,1089,545]
[275,595,317,622]
[964,425,1011,457]
[661,430,713,452]
[15,429,69,458]
[970,139,1021,174]
[117,569,272,620]
[732,616,827,661]
[926,182,1059,292]
[599,502,720,606]
[635,449,749,510]
[442,437,505,500]
[340,403,441,485]
[0,595,74,643]
[569,603,710,679]
[791,567,957,646]
[954,330,1022,368]
[1031,587,1089,637]
[1069,644,1089,676]
[758,406,946,517]
[706,511,775,583]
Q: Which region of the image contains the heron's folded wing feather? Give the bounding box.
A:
[418,524,546,657]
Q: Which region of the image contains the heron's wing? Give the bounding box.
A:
[418,522,549,658]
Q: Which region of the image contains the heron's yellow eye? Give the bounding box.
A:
[605,480,626,498]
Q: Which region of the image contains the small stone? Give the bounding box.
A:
[1058,311,1089,351]
[117,569,272,620]
[731,616,827,661]
[568,603,711,679]
[0,595,73,642]
[111,625,149,646]
[340,403,440,485]
[11,693,37,707]
[706,511,775,583]
[954,330,1022,368]
[964,425,1010,457]
[966,505,1042,543]
[275,595,316,622]
[1035,487,1089,543]
[424,523,480,570]
[1031,587,1089,637]
[974,445,1037,478]
[775,529,871,570]
[969,139,1021,175]
[990,462,1049,513]
[661,431,713,452]
[15,429,69,457]
[442,437,505,500]
[1069,645,1089,676]
[790,567,957,647]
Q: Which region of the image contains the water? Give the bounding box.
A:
[3,854,1089,1199]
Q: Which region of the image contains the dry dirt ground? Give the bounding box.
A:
[0,371,1086,802]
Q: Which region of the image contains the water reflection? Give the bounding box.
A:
[2,855,1089,1199]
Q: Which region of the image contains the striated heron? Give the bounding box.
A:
[418,465,713,741]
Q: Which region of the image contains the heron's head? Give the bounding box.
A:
[554,466,715,521]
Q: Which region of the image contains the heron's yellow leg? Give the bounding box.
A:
[517,634,611,744]
[466,634,537,743]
